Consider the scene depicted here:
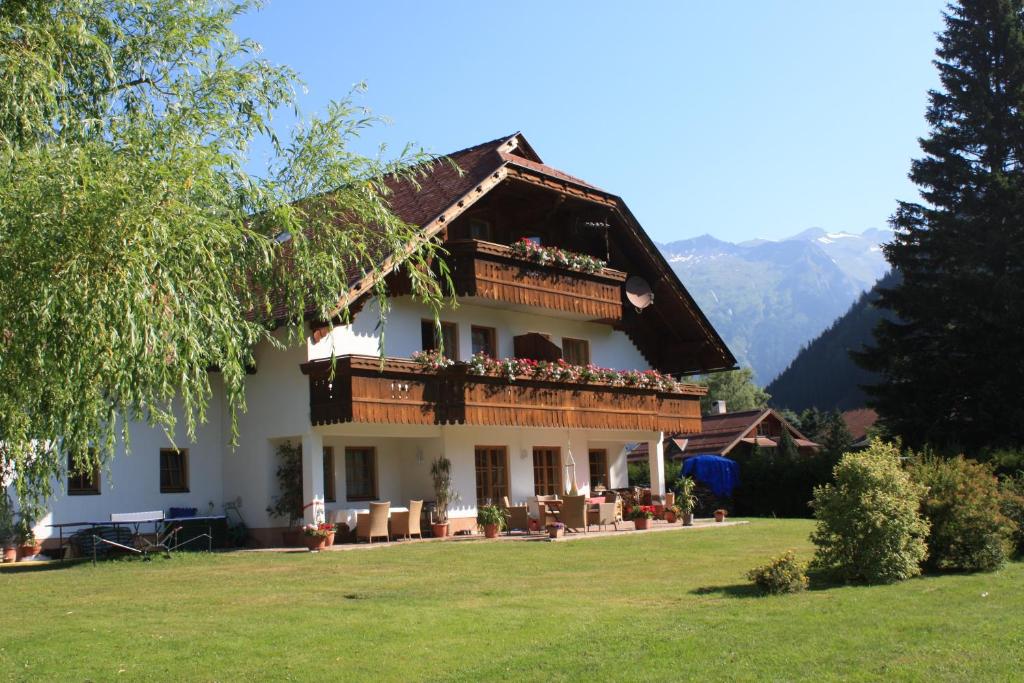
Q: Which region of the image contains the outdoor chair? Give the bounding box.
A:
[588,503,619,531]
[390,500,423,540]
[531,495,559,531]
[505,504,530,535]
[560,495,588,533]
[603,491,624,523]
[357,501,391,543]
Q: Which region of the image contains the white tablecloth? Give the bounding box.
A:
[328,506,409,528]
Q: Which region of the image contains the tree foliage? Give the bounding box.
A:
[857,1,1024,451]
[0,1,450,513]
[811,440,930,583]
[910,455,1015,572]
[693,367,770,414]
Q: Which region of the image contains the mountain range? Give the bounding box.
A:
[659,227,893,383]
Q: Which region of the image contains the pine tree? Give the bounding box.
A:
[857,0,1024,451]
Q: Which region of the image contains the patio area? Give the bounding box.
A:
[243,517,749,554]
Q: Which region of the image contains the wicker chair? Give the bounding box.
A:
[531,495,559,531]
[498,496,528,535]
[390,500,423,540]
[588,503,619,531]
[560,495,588,533]
[357,501,391,543]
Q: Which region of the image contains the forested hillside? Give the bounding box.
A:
[766,270,899,412]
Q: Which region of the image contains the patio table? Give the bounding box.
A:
[328,506,408,529]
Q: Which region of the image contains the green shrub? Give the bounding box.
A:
[911,455,1015,572]
[999,473,1024,557]
[810,439,929,584]
[747,550,809,594]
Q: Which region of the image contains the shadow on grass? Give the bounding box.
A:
[690,570,847,599]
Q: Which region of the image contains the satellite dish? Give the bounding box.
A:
[625,276,654,311]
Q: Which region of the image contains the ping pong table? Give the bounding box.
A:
[49,511,225,564]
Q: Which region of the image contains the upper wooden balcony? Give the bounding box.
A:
[300,355,704,434]
[445,239,627,322]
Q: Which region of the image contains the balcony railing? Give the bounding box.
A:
[300,355,704,433]
[446,239,627,322]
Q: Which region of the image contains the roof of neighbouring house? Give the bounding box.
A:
[841,408,879,442]
[628,407,819,461]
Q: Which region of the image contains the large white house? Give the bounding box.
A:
[35,133,735,546]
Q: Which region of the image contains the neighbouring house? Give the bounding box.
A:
[841,408,879,450]
[30,132,735,547]
[628,404,820,467]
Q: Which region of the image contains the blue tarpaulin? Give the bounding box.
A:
[681,455,740,498]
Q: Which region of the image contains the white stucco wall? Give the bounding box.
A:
[34,376,227,541]
[309,297,652,371]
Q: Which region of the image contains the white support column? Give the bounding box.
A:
[648,434,666,498]
[301,432,325,525]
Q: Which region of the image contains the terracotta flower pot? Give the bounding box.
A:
[2,546,16,563]
[304,534,327,551]
[324,532,336,547]
[682,512,694,526]
[714,510,727,523]
[633,518,651,530]
[483,523,500,539]
[431,523,449,538]
[547,526,564,539]
[664,511,677,524]
[17,543,42,560]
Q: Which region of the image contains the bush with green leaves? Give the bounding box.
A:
[810,440,929,584]
[999,474,1024,557]
[747,550,809,594]
[910,455,1015,572]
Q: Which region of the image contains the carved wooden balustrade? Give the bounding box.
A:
[300,355,704,433]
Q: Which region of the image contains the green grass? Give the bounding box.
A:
[2,519,1022,681]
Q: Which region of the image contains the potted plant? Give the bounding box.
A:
[630,505,654,530]
[477,504,506,539]
[15,516,42,560]
[547,521,565,539]
[266,441,304,546]
[664,504,681,524]
[301,522,335,551]
[676,476,698,526]
[430,456,460,538]
[714,508,728,523]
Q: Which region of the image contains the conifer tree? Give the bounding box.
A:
[857,0,1024,451]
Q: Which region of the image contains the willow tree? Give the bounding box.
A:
[0,1,450,515]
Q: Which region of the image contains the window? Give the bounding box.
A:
[67,452,100,495]
[345,447,377,501]
[421,319,459,359]
[588,449,608,490]
[160,448,189,493]
[471,325,497,358]
[533,447,562,496]
[474,446,508,505]
[323,447,336,503]
[468,218,493,241]
[562,337,590,366]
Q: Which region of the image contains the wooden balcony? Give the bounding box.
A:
[300,355,704,433]
[446,239,627,322]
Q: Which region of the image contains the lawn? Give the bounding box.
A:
[2,519,1022,682]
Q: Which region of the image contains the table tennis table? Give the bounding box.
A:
[49,511,225,564]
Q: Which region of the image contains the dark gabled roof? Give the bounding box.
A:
[842,408,878,442]
[274,132,734,374]
[628,407,818,460]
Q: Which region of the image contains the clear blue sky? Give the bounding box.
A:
[234,1,947,244]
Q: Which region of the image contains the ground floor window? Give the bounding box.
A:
[67,451,100,495]
[323,446,336,503]
[588,449,608,490]
[533,447,561,496]
[345,447,377,501]
[475,446,508,505]
[159,448,189,493]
